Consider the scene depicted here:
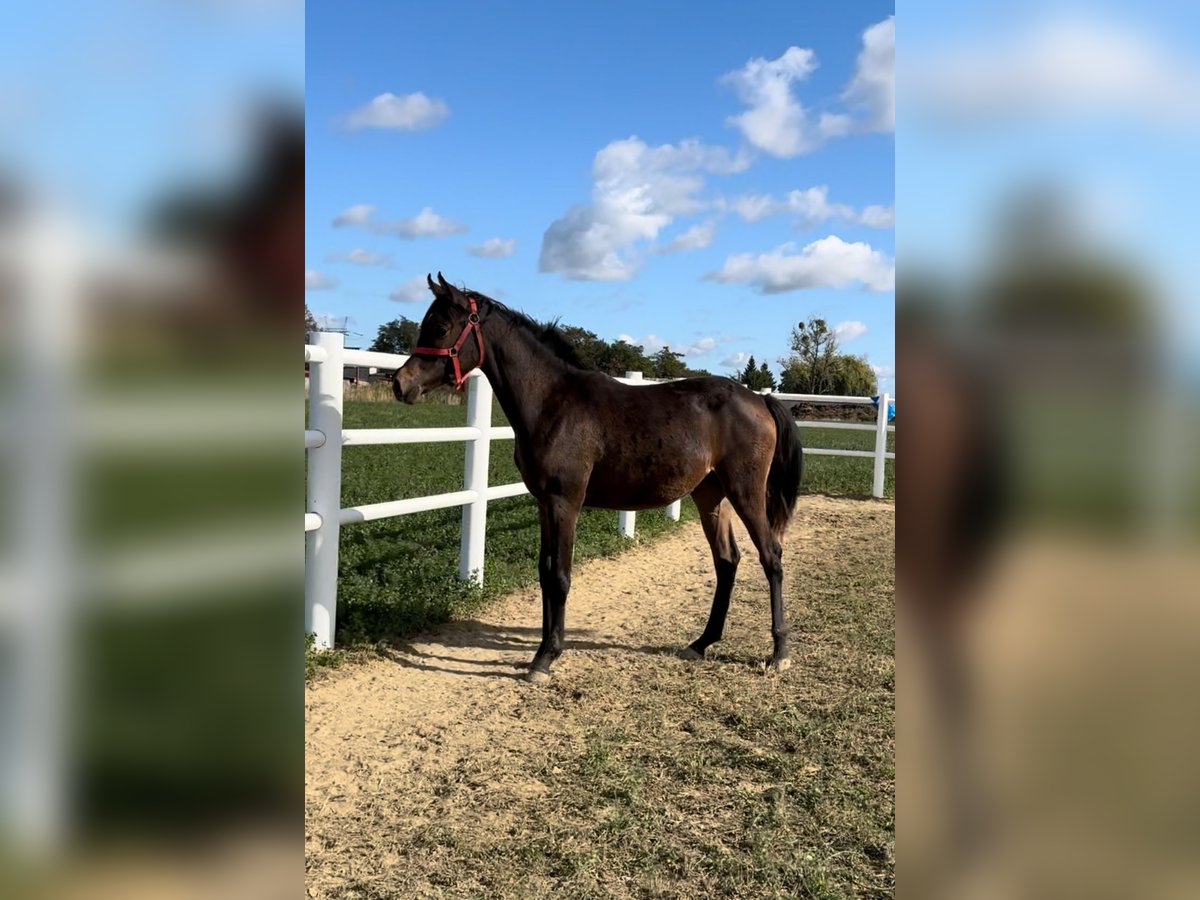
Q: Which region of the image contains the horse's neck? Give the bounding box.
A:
[479,317,571,440]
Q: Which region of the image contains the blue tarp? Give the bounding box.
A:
[871,395,895,422]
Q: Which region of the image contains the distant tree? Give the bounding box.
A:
[598,339,653,377]
[370,317,420,355]
[830,354,877,395]
[977,182,1152,338]
[757,361,778,390]
[557,324,712,378]
[738,355,758,385]
[305,305,318,334]
[651,347,689,379]
[780,353,877,395]
[737,355,776,391]
[781,316,839,394]
[558,325,609,370]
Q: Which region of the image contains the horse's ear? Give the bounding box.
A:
[428,272,455,302]
[436,271,470,308]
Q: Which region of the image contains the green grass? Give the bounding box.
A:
[311,400,894,664]
[799,425,896,499]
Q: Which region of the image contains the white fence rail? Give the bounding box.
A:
[769,391,896,498]
[304,333,894,648]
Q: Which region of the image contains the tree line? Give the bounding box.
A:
[701,317,877,395]
[307,306,877,395]
[358,314,713,380]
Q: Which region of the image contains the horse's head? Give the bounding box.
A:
[393,272,486,403]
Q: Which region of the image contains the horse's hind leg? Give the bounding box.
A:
[682,474,740,660]
[722,466,791,672]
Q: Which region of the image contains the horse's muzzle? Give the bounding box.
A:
[392,376,422,405]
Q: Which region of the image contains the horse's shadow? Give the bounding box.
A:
[375,620,688,680]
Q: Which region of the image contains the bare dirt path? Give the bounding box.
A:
[306,496,895,899]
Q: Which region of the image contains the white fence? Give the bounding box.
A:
[304,331,894,649]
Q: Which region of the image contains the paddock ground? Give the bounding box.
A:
[306,495,895,899]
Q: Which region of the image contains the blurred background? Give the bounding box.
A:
[0,1,302,897]
[898,2,1200,897]
[5,1,1200,896]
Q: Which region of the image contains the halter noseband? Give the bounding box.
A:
[411,294,486,391]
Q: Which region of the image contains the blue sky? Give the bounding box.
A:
[897,3,1200,385]
[306,1,894,388]
[0,1,303,228]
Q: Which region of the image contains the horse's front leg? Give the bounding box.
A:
[528,495,580,684]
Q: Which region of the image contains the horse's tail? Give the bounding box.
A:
[763,394,804,538]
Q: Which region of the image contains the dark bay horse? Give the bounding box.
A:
[394,273,803,683]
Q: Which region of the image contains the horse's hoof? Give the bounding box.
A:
[769,656,792,673]
[678,646,704,661]
[525,669,552,685]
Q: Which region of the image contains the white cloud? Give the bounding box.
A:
[340,92,449,131]
[327,248,391,266]
[727,187,894,229]
[844,17,895,132]
[705,236,895,293]
[833,320,869,342]
[663,222,716,253]
[720,351,750,368]
[332,204,375,227]
[334,204,467,239]
[389,275,430,303]
[907,16,1200,127]
[817,112,854,139]
[618,332,717,357]
[872,364,895,378]
[728,194,779,223]
[721,19,894,152]
[305,270,337,291]
[784,186,855,225]
[540,204,639,281]
[540,137,748,280]
[617,332,663,351]
[373,207,467,239]
[858,204,895,228]
[721,47,821,157]
[467,237,517,258]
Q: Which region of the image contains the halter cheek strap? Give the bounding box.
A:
[411,295,486,391]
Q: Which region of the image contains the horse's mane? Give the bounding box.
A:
[464,289,594,371]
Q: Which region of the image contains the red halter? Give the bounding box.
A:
[411,295,486,391]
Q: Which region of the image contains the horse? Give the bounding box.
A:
[394,273,804,683]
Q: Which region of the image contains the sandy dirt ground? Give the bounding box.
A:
[306,495,895,898]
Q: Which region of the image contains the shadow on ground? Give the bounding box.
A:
[375,619,768,680]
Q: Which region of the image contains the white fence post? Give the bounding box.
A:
[459,374,492,583]
[617,370,643,538]
[872,392,889,499]
[305,330,344,649]
[666,500,681,521]
[617,510,636,538]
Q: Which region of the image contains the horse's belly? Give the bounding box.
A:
[583,455,707,510]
